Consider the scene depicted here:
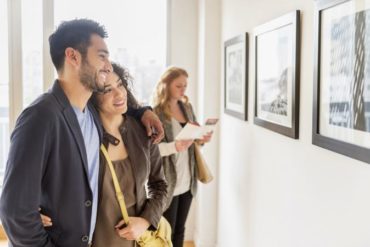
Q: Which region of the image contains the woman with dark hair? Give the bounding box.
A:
[90,63,167,247]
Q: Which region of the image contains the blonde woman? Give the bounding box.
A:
[152,67,212,247]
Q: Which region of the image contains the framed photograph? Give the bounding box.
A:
[254,10,300,138]
[224,33,248,120]
[313,0,370,163]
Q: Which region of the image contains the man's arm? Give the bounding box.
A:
[0,106,55,247]
[126,90,164,143]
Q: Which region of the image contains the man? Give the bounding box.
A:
[0,19,163,247]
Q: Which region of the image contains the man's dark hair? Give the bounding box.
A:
[49,19,108,71]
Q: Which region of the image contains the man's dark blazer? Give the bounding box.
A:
[0,80,103,247]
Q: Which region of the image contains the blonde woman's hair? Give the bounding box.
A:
[152,66,189,121]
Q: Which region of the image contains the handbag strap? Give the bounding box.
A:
[100,144,130,225]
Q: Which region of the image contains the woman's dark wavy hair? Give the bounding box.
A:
[90,62,139,110]
[111,63,131,89]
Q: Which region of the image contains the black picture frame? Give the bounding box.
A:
[254,10,300,138]
[313,0,370,163]
[224,33,248,120]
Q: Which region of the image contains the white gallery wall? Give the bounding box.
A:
[168,0,199,107]
[194,1,221,247]
[218,0,370,247]
[169,0,370,246]
[168,0,199,241]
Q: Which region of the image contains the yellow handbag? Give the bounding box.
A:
[100,145,173,247]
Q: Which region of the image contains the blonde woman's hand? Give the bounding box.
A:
[175,139,193,152]
[115,217,150,240]
[39,208,52,227]
[197,131,213,145]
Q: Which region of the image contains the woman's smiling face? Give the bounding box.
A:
[97,72,128,116]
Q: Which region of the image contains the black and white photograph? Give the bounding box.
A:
[224,33,248,120]
[254,10,300,138]
[313,0,370,163]
[257,26,291,122]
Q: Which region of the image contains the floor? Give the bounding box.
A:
[0,240,195,247]
[184,241,195,247]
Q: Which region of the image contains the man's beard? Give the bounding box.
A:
[79,59,105,93]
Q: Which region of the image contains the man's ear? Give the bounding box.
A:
[65,48,81,68]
